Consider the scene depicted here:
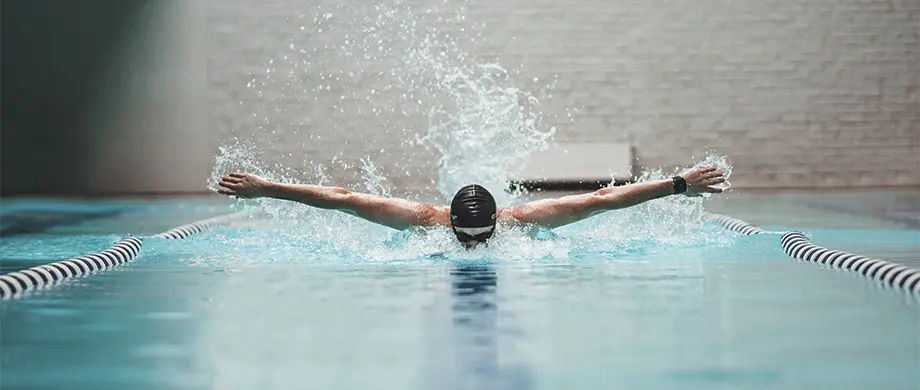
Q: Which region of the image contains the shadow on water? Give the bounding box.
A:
[446,266,530,390]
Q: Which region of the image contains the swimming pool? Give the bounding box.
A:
[1,189,918,390]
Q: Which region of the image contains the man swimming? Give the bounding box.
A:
[217,167,725,249]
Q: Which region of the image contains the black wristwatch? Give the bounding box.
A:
[672,176,687,194]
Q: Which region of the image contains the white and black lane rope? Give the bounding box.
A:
[151,211,251,239]
[0,237,142,299]
[0,210,252,299]
[704,212,920,294]
[781,232,920,294]
[704,213,767,236]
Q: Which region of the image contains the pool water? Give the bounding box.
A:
[1,190,918,390]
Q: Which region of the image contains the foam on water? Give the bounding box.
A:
[206,0,734,264]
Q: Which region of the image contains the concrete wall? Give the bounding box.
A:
[2,0,209,195]
[210,0,919,193]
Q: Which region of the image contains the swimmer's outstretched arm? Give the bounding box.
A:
[217,173,447,230]
[507,167,725,229]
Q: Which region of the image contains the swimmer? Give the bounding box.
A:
[217,167,725,249]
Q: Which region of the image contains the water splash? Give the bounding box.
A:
[212,0,557,201]
[395,22,558,202]
[360,158,391,197]
[205,0,736,265]
[409,62,556,203]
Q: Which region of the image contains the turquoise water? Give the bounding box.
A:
[1,191,919,390]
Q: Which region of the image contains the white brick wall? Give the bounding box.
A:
[209,0,920,193]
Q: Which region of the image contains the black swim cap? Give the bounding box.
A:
[450,184,497,228]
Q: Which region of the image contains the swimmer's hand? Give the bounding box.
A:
[678,167,726,196]
[217,172,271,198]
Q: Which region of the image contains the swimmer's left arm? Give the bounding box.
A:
[508,167,725,228]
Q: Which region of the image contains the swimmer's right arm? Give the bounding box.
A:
[217,173,447,230]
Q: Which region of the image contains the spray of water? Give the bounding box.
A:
[205,0,735,264]
[397,28,557,202]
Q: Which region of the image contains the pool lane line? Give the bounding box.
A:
[149,211,252,239]
[0,237,142,299]
[703,213,769,236]
[704,212,920,294]
[0,210,253,299]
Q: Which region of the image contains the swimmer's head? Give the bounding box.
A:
[450,184,497,249]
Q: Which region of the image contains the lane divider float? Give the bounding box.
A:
[0,237,142,299]
[704,212,920,294]
[151,211,251,239]
[0,210,252,299]
[704,213,768,236]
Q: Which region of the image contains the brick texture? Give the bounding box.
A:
[209,0,920,194]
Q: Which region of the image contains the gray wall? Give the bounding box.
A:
[211,0,920,193]
[3,0,918,195]
[2,0,209,195]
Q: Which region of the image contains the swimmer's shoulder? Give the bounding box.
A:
[496,207,515,221]
[496,209,554,238]
[421,204,451,227]
[497,208,531,229]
